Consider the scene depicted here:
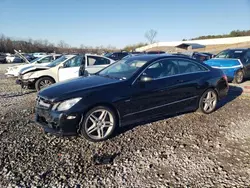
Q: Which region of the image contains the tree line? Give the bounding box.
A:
[0,34,117,54]
[184,30,250,41]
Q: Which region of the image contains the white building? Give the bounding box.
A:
[136,36,250,53]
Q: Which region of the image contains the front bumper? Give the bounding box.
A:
[35,106,81,136]
[16,78,36,89]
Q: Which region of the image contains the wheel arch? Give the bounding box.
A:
[234,67,245,77]
[36,75,56,83]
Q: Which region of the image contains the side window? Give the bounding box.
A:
[143,59,179,79]
[245,51,250,64]
[64,56,83,68]
[87,56,111,66]
[177,59,207,74]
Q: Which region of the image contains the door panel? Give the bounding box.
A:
[119,58,207,124]
[59,67,80,82]
[58,55,83,82]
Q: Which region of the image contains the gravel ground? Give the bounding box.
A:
[0,64,250,187]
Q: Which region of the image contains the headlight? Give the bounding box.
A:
[52,98,82,111]
[22,72,34,79]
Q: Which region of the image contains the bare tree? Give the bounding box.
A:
[145,29,157,44]
[57,40,70,48]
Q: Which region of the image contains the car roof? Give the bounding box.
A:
[126,54,196,62]
[227,48,249,51]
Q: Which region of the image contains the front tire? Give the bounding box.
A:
[80,106,117,142]
[198,89,218,114]
[233,70,244,84]
[35,77,55,91]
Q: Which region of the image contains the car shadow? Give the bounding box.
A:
[217,85,243,110]
[114,85,243,138]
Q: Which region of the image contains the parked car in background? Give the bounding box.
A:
[35,54,228,142]
[192,52,210,63]
[17,54,115,91]
[104,52,129,61]
[205,48,250,83]
[122,53,144,60]
[33,52,47,58]
[24,54,36,61]
[0,53,7,64]
[5,54,23,63]
[5,51,62,77]
[200,52,215,59]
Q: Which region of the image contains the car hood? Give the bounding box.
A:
[14,49,30,64]
[20,65,50,74]
[39,75,122,101]
[205,58,243,68]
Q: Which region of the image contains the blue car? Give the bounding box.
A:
[205,48,250,83]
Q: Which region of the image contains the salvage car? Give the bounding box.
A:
[104,51,129,61]
[0,53,7,64]
[5,54,23,63]
[205,48,250,83]
[17,54,115,91]
[5,51,61,77]
[33,52,47,58]
[35,54,229,142]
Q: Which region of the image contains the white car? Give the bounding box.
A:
[33,52,47,58]
[5,54,23,63]
[17,54,115,91]
[5,51,61,77]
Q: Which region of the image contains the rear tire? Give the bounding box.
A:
[198,89,218,114]
[80,106,117,142]
[35,77,55,91]
[233,70,244,84]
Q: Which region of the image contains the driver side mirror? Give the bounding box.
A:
[139,75,153,82]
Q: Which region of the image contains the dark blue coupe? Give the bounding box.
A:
[35,55,229,142]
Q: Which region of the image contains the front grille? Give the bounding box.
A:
[36,96,51,109]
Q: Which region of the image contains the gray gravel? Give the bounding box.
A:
[0,64,250,187]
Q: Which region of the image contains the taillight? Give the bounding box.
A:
[223,75,228,82]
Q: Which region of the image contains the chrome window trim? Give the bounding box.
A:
[132,57,210,85]
[123,96,198,117]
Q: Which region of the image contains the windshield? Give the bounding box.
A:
[98,58,148,79]
[122,54,133,60]
[216,50,246,59]
[47,56,68,67]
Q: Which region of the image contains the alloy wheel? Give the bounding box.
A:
[202,90,217,113]
[85,109,114,140]
[236,71,244,83]
[39,80,52,89]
